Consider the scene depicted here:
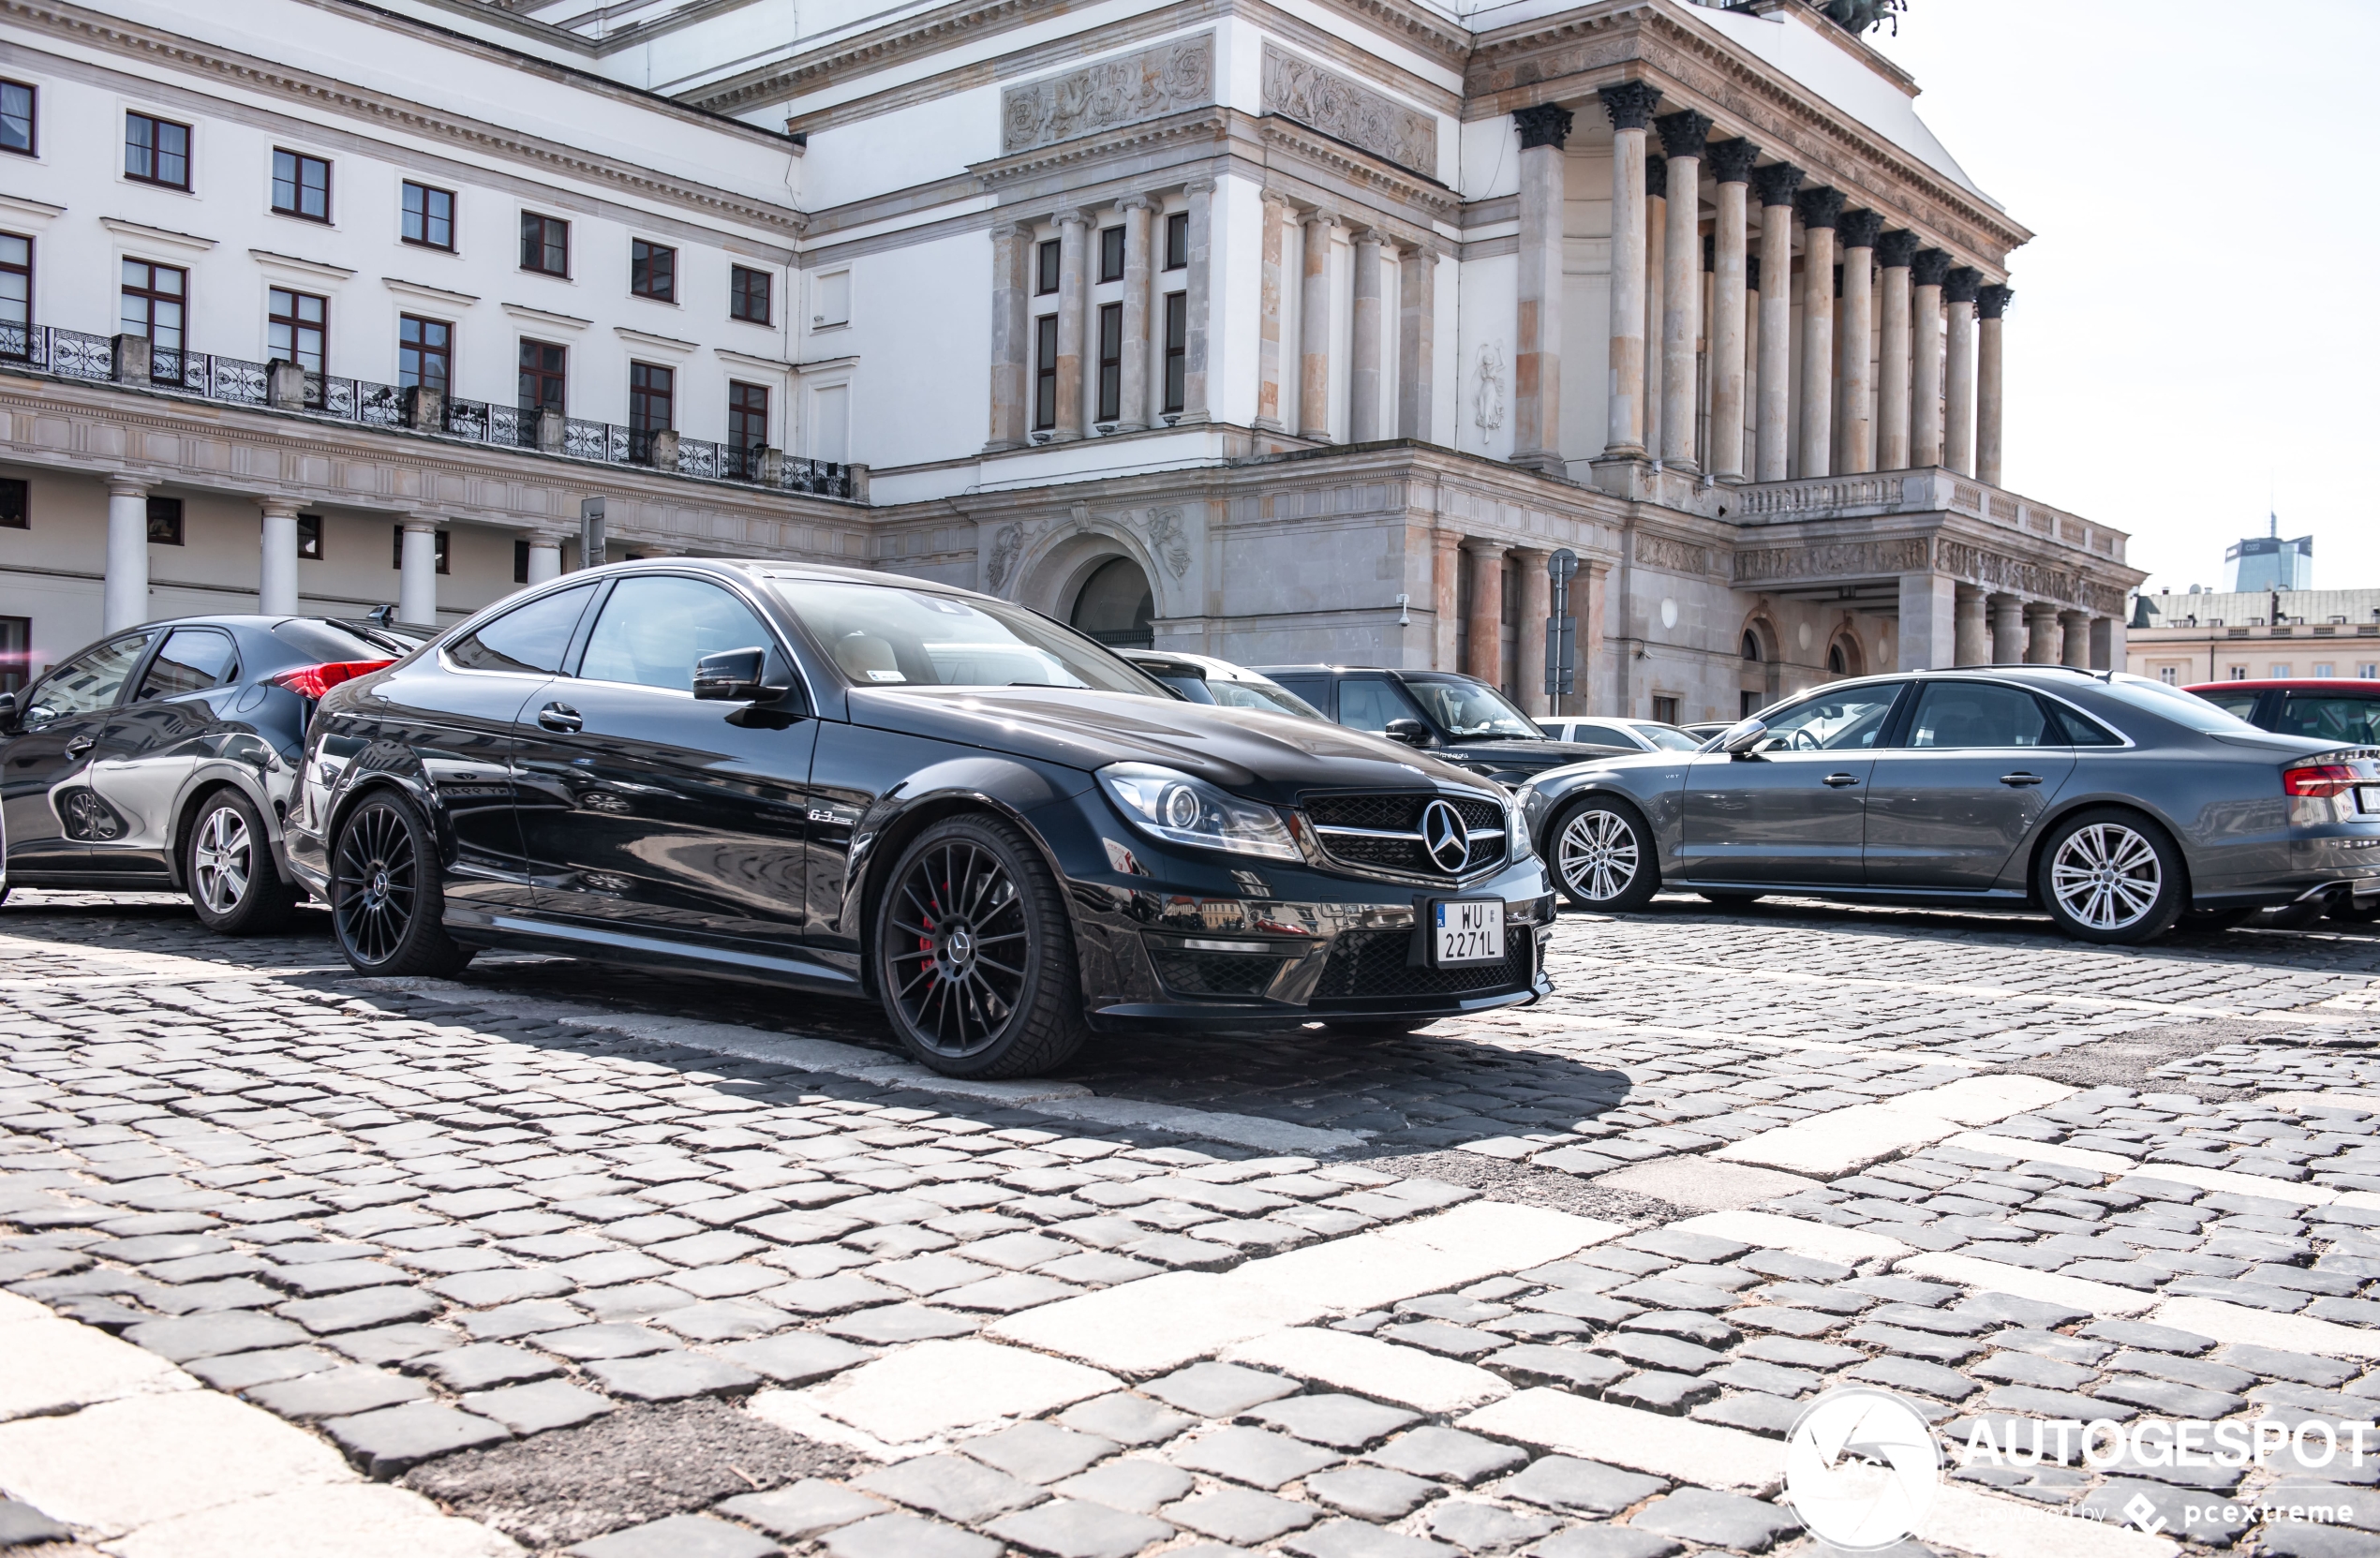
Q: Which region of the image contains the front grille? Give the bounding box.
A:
[1149,949,1289,998]
[1302,792,1508,879]
[1313,927,1532,1000]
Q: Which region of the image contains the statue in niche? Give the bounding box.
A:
[1473,341,1506,436]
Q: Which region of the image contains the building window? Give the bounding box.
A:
[125,111,190,189]
[267,288,327,373]
[297,512,322,560]
[2315,663,2336,678]
[518,338,565,416]
[1033,314,1058,431]
[520,213,569,276]
[271,150,331,222]
[393,526,450,573]
[0,233,29,341]
[0,81,34,157]
[398,315,450,393]
[146,496,183,545]
[513,538,530,584]
[2271,664,2292,678]
[120,260,186,349]
[2228,666,2247,680]
[631,239,676,302]
[2157,666,2178,686]
[1165,212,1187,271]
[2363,665,2378,679]
[1095,302,1122,423]
[1652,695,1680,724]
[812,270,850,329]
[1098,227,1124,283]
[0,476,23,527]
[401,182,454,250]
[1163,291,1186,414]
[728,381,768,453]
[1035,240,1060,296]
[730,265,770,324]
[629,362,674,434]
[0,615,27,694]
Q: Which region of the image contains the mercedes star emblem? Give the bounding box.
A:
[1421,799,1471,874]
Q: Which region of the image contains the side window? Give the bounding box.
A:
[447,584,596,676]
[1269,676,1329,717]
[1339,678,1423,734]
[135,629,239,701]
[1905,682,2050,749]
[578,576,773,693]
[2274,695,2380,746]
[26,633,152,722]
[2194,690,2261,723]
[1757,685,1904,751]
[2045,701,2123,747]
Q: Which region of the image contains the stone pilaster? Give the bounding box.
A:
[1644,153,1666,461]
[1655,111,1712,470]
[1515,548,1552,716]
[1793,186,1844,479]
[1705,139,1758,482]
[1595,85,1659,466]
[1433,529,1464,669]
[1465,539,1509,687]
[1256,192,1288,433]
[1875,229,1918,470]
[1298,209,1339,441]
[1977,283,2012,488]
[1349,228,1385,443]
[1512,101,1575,474]
[1944,265,1982,476]
[1117,195,1154,432]
[1835,208,1881,475]
[1397,240,1435,442]
[1054,210,1091,440]
[986,220,1034,452]
[1751,162,1802,482]
[1953,583,1988,666]
[1911,248,1951,468]
[1898,571,1956,672]
[1179,178,1213,423]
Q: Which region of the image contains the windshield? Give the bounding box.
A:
[275,620,416,661]
[1403,676,1540,740]
[1635,723,1704,751]
[2105,673,2267,735]
[1152,673,1213,703]
[1211,678,1325,720]
[768,578,1164,695]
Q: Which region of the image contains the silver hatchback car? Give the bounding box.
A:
[1516,667,2380,943]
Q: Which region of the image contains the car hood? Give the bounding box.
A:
[847,687,1506,804]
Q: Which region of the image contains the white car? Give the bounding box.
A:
[1118,649,1328,720]
[1535,716,1706,752]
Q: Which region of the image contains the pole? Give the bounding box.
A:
[580,497,606,571]
[1544,548,1579,703]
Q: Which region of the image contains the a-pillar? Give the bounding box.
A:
[1465,540,1509,687]
[1595,85,1659,464]
[1705,139,1759,482]
[1178,178,1213,423]
[1793,186,1845,479]
[2059,609,2090,669]
[1953,584,1988,666]
[257,497,299,617]
[1750,163,1802,481]
[1514,548,1551,716]
[1897,572,1956,672]
[1988,592,2024,664]
[1348,228,1385,443]
[104,477,150,633]
[1655,111,1711,472]
[1875,230,1917,470]
[526,533,564,585]
[1053,210,1091,440]
[984,220,1034,452]
[1396,240,1435,441]
[398,521,440,628]
[1911,249,1950,467]
[1512,102,1575,473]
[1432,530,1463,670]
[1255,192,1289,433]
[1835,209,1880,474]
[1297,208,1337,441]
[1116,195,1154,432]
[1944,266,1981,476]
[1976,282,2011,488]
[2024,602,2060,665]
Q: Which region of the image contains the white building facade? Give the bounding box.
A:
[0,0,2140,718]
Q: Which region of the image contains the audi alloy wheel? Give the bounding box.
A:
[2038,808,2183,944]
[1551,797,1659,913]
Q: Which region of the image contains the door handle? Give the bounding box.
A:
[1822,772,1860,788]
[63,735,94,757]
[537,703,583,734]
[2001,772,2045,787]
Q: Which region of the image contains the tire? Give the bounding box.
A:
[2180,907,2256,933]
[1549,796,1659,913]
[873,813,1086,1079]
[328,791,475,977]
[184,789,298,936]
[2036,808,2185,945]
[1697,891,1765,909]
[1320,1018,1433,1041]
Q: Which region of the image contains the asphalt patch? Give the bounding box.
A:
[2001,1020,2276,1096]
[1362,1149,1683,1224]
[400,1399,853,1550]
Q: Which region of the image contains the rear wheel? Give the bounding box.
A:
[1550,797,1659,913]
[185,790,297,936]
[329,793,474,976]
[2037,808,2185,945]
[874,814,1085,1078]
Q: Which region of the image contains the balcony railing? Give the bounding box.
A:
[0,321,858,501]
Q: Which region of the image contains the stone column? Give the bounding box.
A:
[398,521,440,628]
[1742,254,1762,476]
[526,533,564,585]
[1751,163,1802,482]
[1465,540,1509,686]
[1953,583,1988,666]
[258,497,300,617]
[1179,178,1213,423]
[1704,139,1758,482]
[1835,209,1880,475]
[1053,210,1091,441]
[1397,241,1435,442]
[1512,103,1575,474]
[1898,573,1956,672]
[985,220,1034,452]
[1597,84,1659,462]
[1875,230,1917,470]
[1349,228,1385,443]
[1976,282,2011,488]
[1298,210,1338,441]
[1944,265,1981,477]
[1514,549,1552,716]
[2090,616,2121,672]
[1655,111,1711,471]
[1644,156,1665,461]
[1988,592,2024,664]
[2024,602,2060,665]
[104,478,150,633]
[1117,195,1154,433]
[1911,249,1950,467]
[2059,610,2090,669]
[1793,187,1844,480]
[1433,529,1463,669]
[1256,192,1288,433]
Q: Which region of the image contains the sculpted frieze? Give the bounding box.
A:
[1733,539,1931,584]
[1002,34,1215,156]
[1634,533,1709,576]
[1261,43,1436,176]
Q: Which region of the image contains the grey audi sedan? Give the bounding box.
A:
[1516,667,2380,943]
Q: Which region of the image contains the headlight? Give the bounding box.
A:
[1097,763,1300,862]
[1508,785,1537,859]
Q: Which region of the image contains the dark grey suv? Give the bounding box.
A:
[1515,667,2380,943]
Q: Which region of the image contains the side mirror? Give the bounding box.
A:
[692,647,775,703]
[1720,718,1770,754]
[1383,718,1431,748]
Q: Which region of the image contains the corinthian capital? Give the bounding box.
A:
[1793,186,1845,230]
[1977,283,2013,319]
[1875,229,1920,269]
[1911,248,1953,288]
[1512,103,1574,151]
[1944,266,1983,304]
[1750,162,1804,209]
[1654,110,1714,160]
[1837,208,1882,250]
[1598,82,1662,132]
[1706,138,1762,185]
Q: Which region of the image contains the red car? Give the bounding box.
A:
[2187,677,2380,923]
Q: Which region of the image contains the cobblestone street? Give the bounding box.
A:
[9,891,2380,1557]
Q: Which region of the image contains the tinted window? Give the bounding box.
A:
[273,620,412,661]
[1906,682,2050,749]
[1569,722,1634,746]
[1153,674,1214,703]
[1755,686,1902,752]
[768,578,1159,695]
[27,633,151,721]
[448,584,596,675]
[135,629,239,700]
[1268,676,1329,715]
[2274,694,2380,746]
[1340,678,1424,734]
[581,577,772,692]
[1401,676,1540,739]
[2045,702,2123,747]
[2193,690,2261,722]
[2106,675,2263,735]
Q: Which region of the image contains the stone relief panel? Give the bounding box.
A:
[1472,342,1506,435]
[1002,35,1215,156]
[1732,538,1934,586]
[1635,534,1710,576]
[1260,43,1436,176]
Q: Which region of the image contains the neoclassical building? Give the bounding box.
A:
[0,0,2139,721]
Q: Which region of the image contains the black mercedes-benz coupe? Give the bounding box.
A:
[289,560,1554,1076]
[1254,664,1630,786]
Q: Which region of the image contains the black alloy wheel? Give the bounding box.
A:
[1550,796,1660,913]
[875,814,1085,1078]
[185,789,297,936]
[330,794,474,976]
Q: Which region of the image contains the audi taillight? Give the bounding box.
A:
[268,660,393,700]
[2284,764,2360,798]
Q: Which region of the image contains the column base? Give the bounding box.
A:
[1587,453,1652,498]
[1508,450,1566,476]
[1251,417,1284,433]
[1296,428,1334,444]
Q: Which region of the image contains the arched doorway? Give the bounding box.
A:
[1069,556,1154,648]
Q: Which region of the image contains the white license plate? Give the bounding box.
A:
[1433,899,1505,967]
[2358,787,2380,815]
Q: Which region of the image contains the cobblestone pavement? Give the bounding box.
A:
[9,890,2380,1557]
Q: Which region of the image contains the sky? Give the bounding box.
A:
[1867,0,2380,597]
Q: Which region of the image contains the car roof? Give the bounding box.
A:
[1250,664,1483,684]
[2184,678,2380,691]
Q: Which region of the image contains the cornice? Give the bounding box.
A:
[249,248,357,282]
[98,216,216,252]
[383,276,480,307]
[502,303,591,332]
[0,193,64,225]
[615,326,699,356]
[974,106,1233,193]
